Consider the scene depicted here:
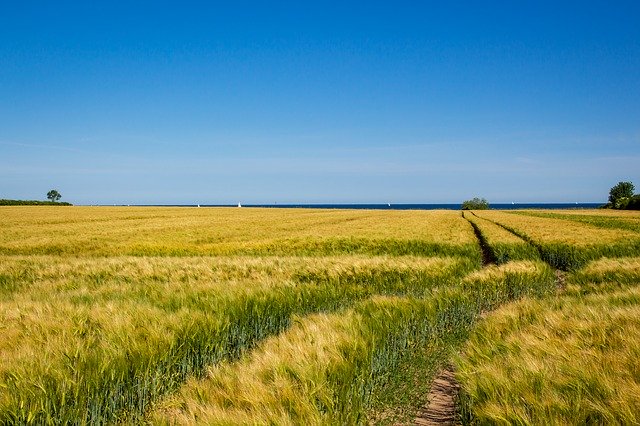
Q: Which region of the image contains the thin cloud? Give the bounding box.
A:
[0,141,87,154]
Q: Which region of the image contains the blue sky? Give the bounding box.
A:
[1,1,639,204]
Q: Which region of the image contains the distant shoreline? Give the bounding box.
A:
[80,203,604,210]
[0,199,72,206]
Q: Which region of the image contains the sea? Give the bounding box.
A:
[142,203,603,210]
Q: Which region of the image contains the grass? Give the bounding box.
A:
[455,256,640,425]
[474,210,640,270]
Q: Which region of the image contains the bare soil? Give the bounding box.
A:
[413,368,460,425]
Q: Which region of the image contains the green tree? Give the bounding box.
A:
[608,181,634,209]
[47,189,62,203]
[461,197,489,210]
[627,195,640,210]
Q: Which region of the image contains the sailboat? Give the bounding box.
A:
[238,202,242,208]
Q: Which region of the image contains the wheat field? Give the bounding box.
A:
[0,206,639,424]
[0,207,478,257]
[456,256,640,425]
[473,210,640,269]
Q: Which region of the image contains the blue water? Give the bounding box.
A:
[145,203,603,210]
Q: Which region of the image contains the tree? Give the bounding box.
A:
[627,195,640,210]
[461,197,489,210]
[608,181,634,209]
[47,189,61,203]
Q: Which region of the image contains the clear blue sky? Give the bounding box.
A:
[1,1,639,204]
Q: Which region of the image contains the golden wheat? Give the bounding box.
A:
[0,251,475,423]
[150,261,555,424]
[474,210,637,246]
[464,213,539,263]
[527,209,640,218]
[0,207,476,257]
[0,206,635,424]
[456,255,640,425]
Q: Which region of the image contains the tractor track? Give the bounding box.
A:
[412,210,566,425]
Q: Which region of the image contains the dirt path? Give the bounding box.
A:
[555,269,567,291]
[413,368,460,425]
[412,212,566,425]
[408,213,493,425]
